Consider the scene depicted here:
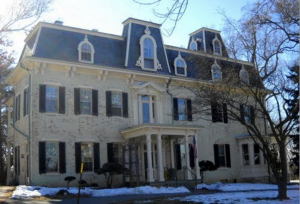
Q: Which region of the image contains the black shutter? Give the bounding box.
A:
[223,103,228,123]
[74,88,80,115]
[59,142,66,173]
[211,103,217,123]
[39,85,46,113]
[107,143,114,162]
[94,143,100,172]
[240,104,245,124]
[225,144,231,168]
[23,89,26,116]
[187,99,192,121]
[92,90,98,116]
[122,92,128,118]
[173,98,178,121]
[214,144,220,168]
[39,142,46,174]
[250,106,255,125]
[75,142,81,173]
[106,91,112,117]
[189,144,195,168]
[59,87,65,114]
[175,144,182,170]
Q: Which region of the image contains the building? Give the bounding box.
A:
[5,18,270,187]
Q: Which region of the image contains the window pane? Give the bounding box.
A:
[142,103,150,123]
[81,43,92,61]
[113,144,123,164]
[254,144,260,165]
[242,144,249,165]
[80,89,92,115]
[244,105,250,123]
[191,42,197,50]
[81,143,93,171]
[144,58,154,69]
[180,144,186,167]
[144,38,153,59]
[178,99,187,121]
[46,142,58,172]
[46,86,58,113]
[214,41,221,55]
[112,92,122,116]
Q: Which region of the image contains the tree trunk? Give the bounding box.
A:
[277,142,288,199]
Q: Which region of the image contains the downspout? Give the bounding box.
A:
[166,77,173,124]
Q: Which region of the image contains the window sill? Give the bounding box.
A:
[44,112,61,116]
[109,116,125,119]
[77,114,96,117]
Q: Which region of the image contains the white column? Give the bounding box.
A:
[146,134,154,182]
[170,139,175,168]
[194,135,201,179]
[6,142,11,184]
[156,134,164,182]
[184,135,192,180]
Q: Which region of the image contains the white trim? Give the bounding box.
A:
[124,22,132,67]
[32,27,42,56]
[122,18,161,28]
[109,88,124,92]
[131,81,165,92]
[78,35,95,64]
[174,52,187,77]
[203,30,206,53]
[212,35,222,56]
[43,82,61,86]
[159,27,171,73]
[189,37,197,50]
[77,85,94,89]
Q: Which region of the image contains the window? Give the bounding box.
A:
[106,91,128,117]
[39,85,65,114]
[14,146,20,176]
[174,52,187,76]
[173,98,192,121]
[107,143,123,164]
[213,36,222,55]
[136,26,162,71]
[190,41,197,51]
[10,107,13,126]
[211,102,228,123]
[144,38,154,69]
[211,64,222,81]
[254,144,260,165]
[242,144,250,165]
[74,88,98,116]
[240,67,249,85]
[139,95,155,124]
[39,141,66,174]
[75,142,100,173]
[214,144,231,168]
[240,105,255,124]
[15,94,20,122]
[23,88,29,116]
[78,35,95,63]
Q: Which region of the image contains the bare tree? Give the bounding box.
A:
[133,0,188,36]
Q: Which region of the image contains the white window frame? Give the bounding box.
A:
[45,85,59,113]
[211,62,222,81]
[136,26,161,71]
[212,35,222,56]
[111,91,123,117]
[79,88,92,115]
[242,144,250,165]
[217,144,228,167]
[174,52,187,77]
[78,35,95,64]
[240,66,249,85]
[190,38,197,50]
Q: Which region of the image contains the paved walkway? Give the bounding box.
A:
[0,186,15,202]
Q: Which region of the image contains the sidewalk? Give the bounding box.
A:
[0,186,15,202]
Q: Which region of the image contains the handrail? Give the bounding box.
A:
[183,166,197,189]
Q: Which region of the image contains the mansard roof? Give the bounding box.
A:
[21,19,262,87]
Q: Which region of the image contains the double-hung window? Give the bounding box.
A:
[254,144,261,165]
[23,88,29,116]
[242,144,250,165]
[143,38,154,69]
[39,141,66,174]
[211,65,222,81]
[75,142,100,173]
[74,88,98,116]
[106,91,128,117]
[15,94,20,121]
[214,144,231,168]
[107,143,123,164]
[240,105,255,124]
[173,98,192,121]
[39,85,65,114]
[211,102,228,123]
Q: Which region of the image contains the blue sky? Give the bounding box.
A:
[4,0,250,60]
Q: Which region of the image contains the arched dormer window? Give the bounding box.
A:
[190,37,197,51]
[78,35,95,63]
[174,52,187,76]
[240,66,249,85]
[136,26,162,71]
[211,61,222,81]
[212,35,222,56]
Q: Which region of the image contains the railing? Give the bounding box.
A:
[183,166,197,189]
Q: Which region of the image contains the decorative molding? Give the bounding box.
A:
[65,66,76,78]
[126,74,136,85]
[135,56,142,67]
[98,70,108,81]
[34,63,46,75]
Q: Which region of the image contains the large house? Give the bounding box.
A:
[6,18,271,187]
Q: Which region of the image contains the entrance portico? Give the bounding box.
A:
[120,124,202,182]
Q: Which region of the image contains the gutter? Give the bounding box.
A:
[166,77,174,125]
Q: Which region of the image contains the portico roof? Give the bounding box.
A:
[120,123,202,139]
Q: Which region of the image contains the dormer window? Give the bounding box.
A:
[213,35,222,56]
[78,35,95,63]
[190,37,197,51]
[211,62,222,81]
[144,38,154,69]
[136,26,162,71]
[240,66,249,85]
[174,52,187,76]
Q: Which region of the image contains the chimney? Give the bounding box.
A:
[54,20,63,25]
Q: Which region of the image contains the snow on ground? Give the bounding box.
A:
[196,182,299,191]
[172,189,299,204]
[10,185,189,199]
